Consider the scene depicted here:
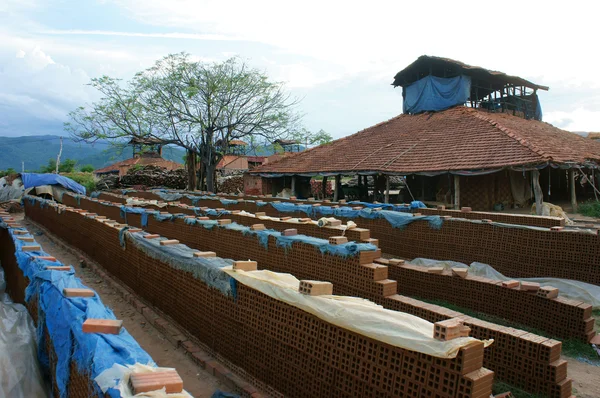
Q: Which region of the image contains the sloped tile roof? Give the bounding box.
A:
[94,156,182,174]
[251,107,600,175]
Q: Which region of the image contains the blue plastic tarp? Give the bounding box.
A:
[403,75,471,114]
[21,173,86,195]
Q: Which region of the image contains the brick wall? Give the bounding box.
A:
[24,199,497,398]
[47,196,575,397]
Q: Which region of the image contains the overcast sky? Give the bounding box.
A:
[1,0,599,139]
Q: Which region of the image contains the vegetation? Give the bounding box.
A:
[66,53,302,191]
[579,200,600,218]
[79,164,95,173]
[61,172,97,194]
[0,168,17,177]
[39,158,77,173]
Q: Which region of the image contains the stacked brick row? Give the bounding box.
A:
[418,207,564,228]
[48,197,575,397]
[66,194,595,341]
[0,217,156,397]
[23,199,495,398]
[387,265,595,342]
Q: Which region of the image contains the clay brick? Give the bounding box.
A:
[550,226,564,231]
[428,267,444,274]
[205,360,218,376]
[34,256,57,262]
[194,251,217,258]
[282,228,297,236]
[461,207,472,212]
[376,279,398,296]
[255,212,266,217]
[130,370,183,394]
[388,258,405,266]
[299,280,333,296]
[63,288,95,297]
[251,224,266,231]
[17,236,35,242]
[501,280,520,289]
[481,219,493,223]
[182,340,201,354]
[46,266,71,271]
[233,260,258,271]
[132,299,147,313]
[363,238,379,247]
[327,219,342,226]
[159,239,180,246]
[21,245,41,252]
[191,352,212,368]
[452,268,469,278]
[520,281,540,291]
[374,258,390,265]
[436,204,445,210]
[128,228,142,233]
[197,216,210,220]
[144,234,160,239]
[280,216,292,221]
[434,318,471,340]
[328,236,348,245]
[590,334,600,345]
[82,319,123,334]
[12,230,27,235]
[537,286,559,299]
[217,219,232,225]
[359,249,382,265]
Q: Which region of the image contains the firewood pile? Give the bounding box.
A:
[120,165,186,189]
[96,174,120,190]
[0,200,23,213]
[217,175,244,194]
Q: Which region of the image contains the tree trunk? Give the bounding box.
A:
[322,176,328,199]
[532,170,543,215]
[333,175,341,201]
[569,169,577,213]
[385,175,390,204]
[206,163,216,193]
[454,175,460,209]
[186,149,196,191]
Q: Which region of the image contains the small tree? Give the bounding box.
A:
[40,158,77,173]
[293,128,333,149]
[80,165,95,173]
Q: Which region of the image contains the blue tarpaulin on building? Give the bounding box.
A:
[21,173,86,195]
[403,75,471,114]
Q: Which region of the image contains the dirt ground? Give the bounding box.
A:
[21,217,232,398]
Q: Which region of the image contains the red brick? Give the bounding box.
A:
[82,319,123,334]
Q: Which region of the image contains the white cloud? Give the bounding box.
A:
[545,109,600,133]
[42,29,238,41]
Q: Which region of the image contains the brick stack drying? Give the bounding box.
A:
[23,198,498,398]
[49,195,576,397]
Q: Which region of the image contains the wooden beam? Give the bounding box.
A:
[333,175,341,202]
[322,176,328,199]
[384,175,390,204]
[569,169,578,213]
[454,175,460,209]
[291,175,296,197]
[532,170,544,215]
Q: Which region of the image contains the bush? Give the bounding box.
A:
[579,201,600,218]
[80,165,95,173]
[62,172,97,195]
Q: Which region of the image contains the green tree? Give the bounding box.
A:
[80,164,95,173]
[39,158,77,173]
[292,128,333,149]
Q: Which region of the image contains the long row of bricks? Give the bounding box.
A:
[59,193,579,397]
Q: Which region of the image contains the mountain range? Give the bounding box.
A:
[0,135,299,171]
[0,135,186,171]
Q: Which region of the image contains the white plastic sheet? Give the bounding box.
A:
[223,268,490,359]
[411,258,600,309]
[95,363,193,397]
[0,267,47,398]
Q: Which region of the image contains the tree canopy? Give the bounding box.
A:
[66,53,301,191]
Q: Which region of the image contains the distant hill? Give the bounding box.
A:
[0,135,185,171]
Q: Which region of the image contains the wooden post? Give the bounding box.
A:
[291,176,296,197]
[454,175,460,209]
[333,175,341,202]
[385,175,390,204]
[532,170,544,215]
[322,176,328,199]
[421,176,425,201]
[569,169,578,212]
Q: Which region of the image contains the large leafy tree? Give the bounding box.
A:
[136,53,300,191]
[66,54,299,191]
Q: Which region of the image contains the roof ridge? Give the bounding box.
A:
[469,110,550,161]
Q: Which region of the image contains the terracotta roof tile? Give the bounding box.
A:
[252,107,600,175]
[94,157,182,174]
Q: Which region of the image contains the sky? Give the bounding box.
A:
[0,0,599,140]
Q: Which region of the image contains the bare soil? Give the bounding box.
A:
[21,217,231,398]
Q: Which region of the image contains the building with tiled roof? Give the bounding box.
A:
[94,154,183,177]
[249,56,600,211]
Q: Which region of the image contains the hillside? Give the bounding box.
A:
[0,135,185,171]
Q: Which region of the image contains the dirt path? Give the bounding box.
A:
[565,358,600,398]
[21,217,231,398]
